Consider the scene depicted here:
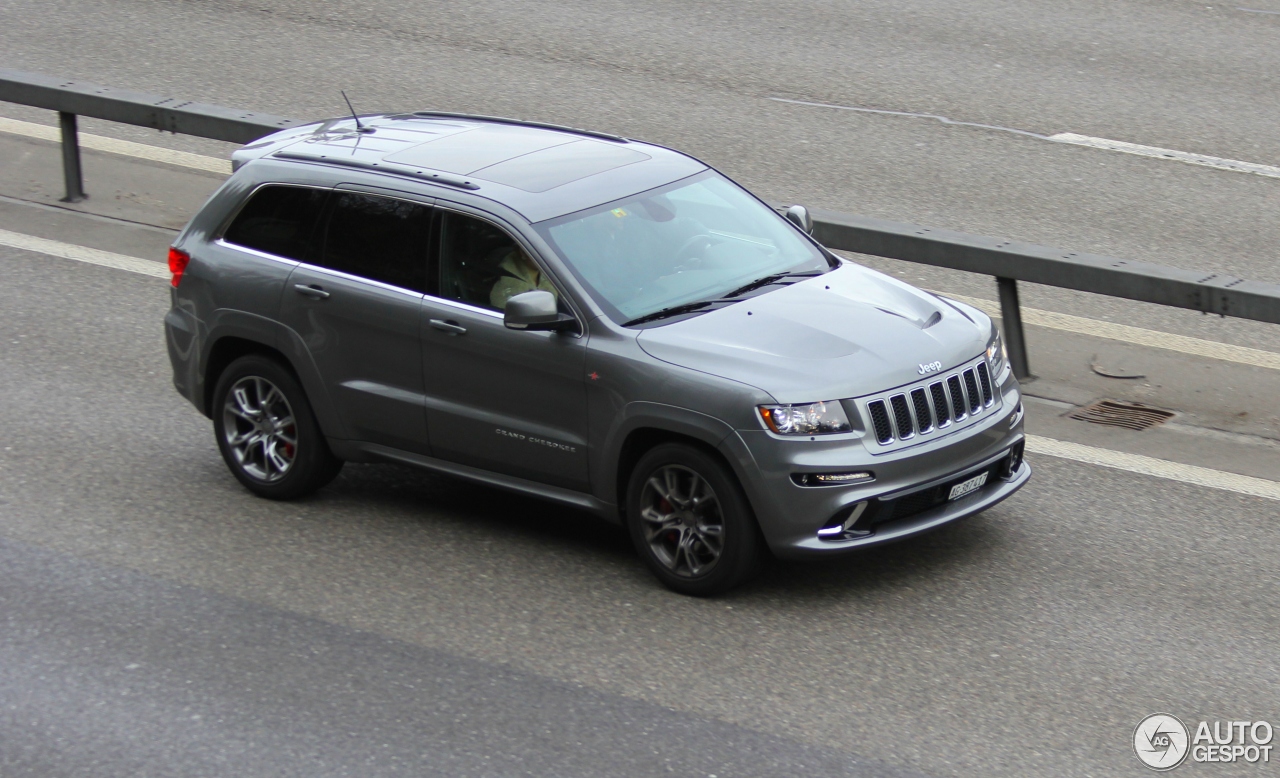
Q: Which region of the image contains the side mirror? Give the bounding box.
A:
[503,290,577,332]
[784,204,813,235]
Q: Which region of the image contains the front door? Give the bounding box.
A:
[278,189,433,454]
[419,209,590,491]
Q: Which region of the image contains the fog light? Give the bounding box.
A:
[792,471,874,487]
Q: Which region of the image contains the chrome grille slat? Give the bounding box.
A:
[962,369,981,414]
[868,400,894,444]
[946,375,967,420]
[929,382,950,427]
[976,362,994,406]
[910,388,933,433]
[889,394,915,439]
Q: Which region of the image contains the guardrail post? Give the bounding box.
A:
[996,276,1031,380]
[58,111,86,202]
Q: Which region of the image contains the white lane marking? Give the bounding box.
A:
[1049,133,1280,180]
[1028,435,1280,502]
[769,98,1280,180]
[765,97,1050,139]
[0,117,232,175]
[0,228,168,278]
[1239,7,1280,13]
[938,291,1280,371]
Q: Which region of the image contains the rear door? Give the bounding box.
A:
[419,207,591,491]
[279,188,434,454]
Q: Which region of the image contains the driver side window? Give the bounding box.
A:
[437,212,557,311]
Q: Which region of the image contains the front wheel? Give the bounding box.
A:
[212,355,342,500]
[625,443,762,596]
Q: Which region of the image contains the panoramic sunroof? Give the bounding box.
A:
[469,140,651,192]
[383,125,575,175]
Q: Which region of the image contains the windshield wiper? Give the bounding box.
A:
[623,270,828,327]
[623,299,729,327]
[720,269,826,300]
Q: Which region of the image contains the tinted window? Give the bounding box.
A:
[223,185,326,261]
[320,193,431,293]
[437,212,557,311]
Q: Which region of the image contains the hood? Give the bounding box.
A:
[636,264,990,403]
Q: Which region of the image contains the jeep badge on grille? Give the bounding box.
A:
[918,361,943,375]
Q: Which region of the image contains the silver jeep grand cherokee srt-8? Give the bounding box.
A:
[165,112,1029,595]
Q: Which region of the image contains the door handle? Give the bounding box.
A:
[294,284,330,299]
[429,318,467,335]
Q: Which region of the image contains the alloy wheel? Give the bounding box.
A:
[638,464,724,577]
[221,375,297,483]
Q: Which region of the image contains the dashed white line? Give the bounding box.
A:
[768,98,1280,181]
[0,228,168,278]
[938,291,1280,371]
[0,117,232,175]
[1049,133,1280,180]
[2,227,1278,500]
[1027,436,1280,502]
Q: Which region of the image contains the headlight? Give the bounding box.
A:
[986,327,1007,371]
[758,401,852,435]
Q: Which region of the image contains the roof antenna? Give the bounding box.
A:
[341,90,374,133]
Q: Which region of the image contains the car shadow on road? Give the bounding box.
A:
[310,461,1013,601]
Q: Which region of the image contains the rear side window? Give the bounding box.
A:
[222,185,326,261]
[319,192,431,293]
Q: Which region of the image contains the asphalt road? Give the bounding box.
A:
[1,242,1278,777]
[2,2,1280,775]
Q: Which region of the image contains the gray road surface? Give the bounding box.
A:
[2,2,1280,775]
[1,239,1277,777]
[2,0,1280,351]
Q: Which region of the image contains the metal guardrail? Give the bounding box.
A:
[0,68,302,201]
[3,68,1278,380]
[810,210,1280,378]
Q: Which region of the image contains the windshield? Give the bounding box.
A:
[534,171,829,323]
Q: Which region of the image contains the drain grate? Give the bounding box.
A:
[1067,399,1176,431]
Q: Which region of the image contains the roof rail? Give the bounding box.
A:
[405,111,628,143]
[271,150,481,190]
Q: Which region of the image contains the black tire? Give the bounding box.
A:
[211,354,343,500]
[625,443,762,596]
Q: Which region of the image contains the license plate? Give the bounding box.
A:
[948,472,988,501]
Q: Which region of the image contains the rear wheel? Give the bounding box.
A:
[625,443,762,596]
[212,355,342,499]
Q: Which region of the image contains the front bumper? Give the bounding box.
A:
[731,382,1029,559]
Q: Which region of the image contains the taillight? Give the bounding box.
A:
[168,247,191,288]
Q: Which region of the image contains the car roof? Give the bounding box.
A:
[234,114,708,223]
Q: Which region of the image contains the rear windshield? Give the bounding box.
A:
[534,171,826,323]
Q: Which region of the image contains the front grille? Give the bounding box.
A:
[860,357,1001,447]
